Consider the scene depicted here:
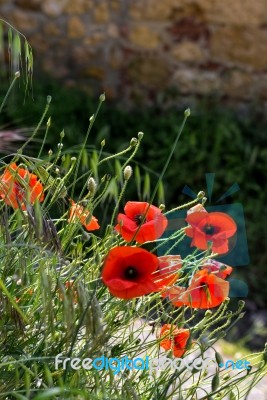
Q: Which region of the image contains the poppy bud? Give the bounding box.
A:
[47,95,52,104]
[184,108,191,117]
[215,351,224,367]
[123,165,133,181]
[99,93,105,102]
[101,139,105,147]
[205,310,213,317]
[202,196,207,205]
[47,117,51,127]
[87,177,97,194]
[159,204,165,211]
[138,132,144,141]
[238,300,245,308]
[60,130,65,139]
[90,114,94,122]
[211,372,220,391]
[197,191,205,199]
[48,149,53,156]
[130,137,138,147]
[15,71,20,78]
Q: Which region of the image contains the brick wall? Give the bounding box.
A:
[1,0,267,107]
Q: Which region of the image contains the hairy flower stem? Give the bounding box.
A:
[109,179,129,228]
[165,198,201,215]
[129,110,189,245]
[0,72,20,114]
[17,96,51,155]
[71,97,103,198]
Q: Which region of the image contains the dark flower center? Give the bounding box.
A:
[124,266,138,280]
[203,224,218,235]
[134,214,145,226]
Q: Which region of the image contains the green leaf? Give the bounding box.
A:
[135,165,141,199]
[143,172,150,200]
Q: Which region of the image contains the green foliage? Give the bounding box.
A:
[1,79,266,308]
[0,80,266,399]
[0,19,33,89]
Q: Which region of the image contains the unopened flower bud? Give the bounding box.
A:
[159,204,165,211]
[87,177,97,194]
[123,165,133,181]
[47,95,52,104]
[48,149,53,156]
[90,114,94,122]
[71,157,77,162]
[130,137,138,147]
[58,143,63,149]
[101,139,105,147]
[202,196,207,205]
[238,300,245,308]
[205,310,212,318]
[99,93,105,102]
[215,351,224,367]
[15,71,20,78]
[184,108,190,117]
[138,132,144,141]
[197,191,205,199]
[60,130,65,139]
[47,117,51,127]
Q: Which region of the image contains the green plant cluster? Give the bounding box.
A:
[1,79,266,310]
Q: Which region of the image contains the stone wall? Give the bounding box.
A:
[1,0,267,108]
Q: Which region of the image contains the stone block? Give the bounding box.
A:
[210,26,267,70]
[68,17,86,39]
[128,57,170,88]
[130,24,161,49]
[172,41,205,63]
[42,0,67,17]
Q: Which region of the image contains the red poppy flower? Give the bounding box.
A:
[185,211,237,254]
[187,203,207,216]
[68,200,100,231]
[201,259,233,279]
[115,201,168,243]
[166,270,229,309]
[153,255,182,290]
[0,162,44,210]
[160,324,190,358]
[102,246,160,299]
[161,285,186,307]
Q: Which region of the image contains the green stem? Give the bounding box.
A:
[0,72,20,114]
[130,110,190,244]
[71,96,104,198]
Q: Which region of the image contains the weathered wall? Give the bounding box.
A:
[1,0,267,107]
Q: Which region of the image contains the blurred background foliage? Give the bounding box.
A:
[0,77,266,342]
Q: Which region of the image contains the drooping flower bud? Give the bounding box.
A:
[87,177,97,194]
[123,165,133,181]
[130,137,138,147]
